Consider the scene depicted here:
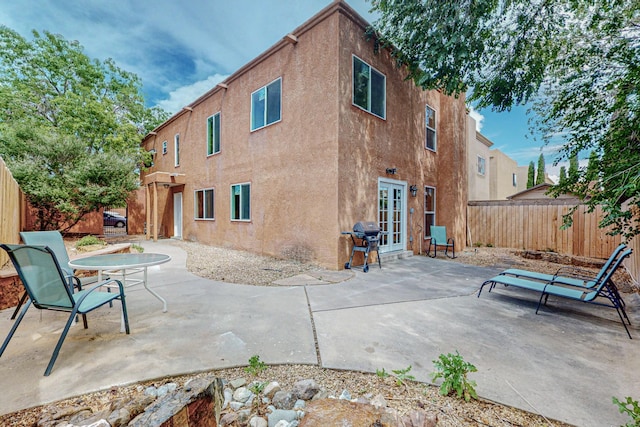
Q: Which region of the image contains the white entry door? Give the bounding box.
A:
[173,192,183,239]
[378,179,406,253]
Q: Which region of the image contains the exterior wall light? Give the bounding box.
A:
[410,185,418,197]
[385,167,397,175]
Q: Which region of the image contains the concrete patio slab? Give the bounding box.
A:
[0,239,637,427]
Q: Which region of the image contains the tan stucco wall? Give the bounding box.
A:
[489,149,518,199]
[467,122,492,201]
[139,1,468,269]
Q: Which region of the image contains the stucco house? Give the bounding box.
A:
[138,0,468,270]
[467,115,520,201]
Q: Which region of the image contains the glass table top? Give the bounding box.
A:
[69,253,171,270]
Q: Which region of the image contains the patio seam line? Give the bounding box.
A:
[310,293,476,314]
[303,285,322,366]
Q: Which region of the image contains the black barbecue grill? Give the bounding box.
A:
[342,221,383,272]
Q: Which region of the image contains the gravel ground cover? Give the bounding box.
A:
[3,241,631,426]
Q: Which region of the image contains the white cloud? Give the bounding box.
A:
[155,74,229,114]
[468,107,484,132]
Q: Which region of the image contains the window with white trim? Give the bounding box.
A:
[174,134,180,167]
[207,112,221,155]
[352,55,386,119]
[424,186,436,238]
[477,155,486,176]
[426,105,436,151]
[195,188,214,220]
[162,140,167,155]
[512,173,517,187]
[231,183,250,221]
[251,78,281,131]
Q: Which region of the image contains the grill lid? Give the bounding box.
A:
[353,221,381,236]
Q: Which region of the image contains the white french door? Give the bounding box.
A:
[173,192,183,239]
[378,179,406,253]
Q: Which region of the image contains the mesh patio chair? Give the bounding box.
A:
[12,231,82,320]
[0,244,129,375]
[427,226,455,258]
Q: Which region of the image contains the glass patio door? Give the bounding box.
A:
[378,179,406,253]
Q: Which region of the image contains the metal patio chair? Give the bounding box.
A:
[427,226,455,258]
[12,231,82,320]
[0,244,129,375]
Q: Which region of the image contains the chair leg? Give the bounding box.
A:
[1,300,32,358]
[119,296,130,335]
[44,308,79,376]
[10,291,29,320]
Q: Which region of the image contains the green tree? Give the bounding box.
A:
[559,166,567,184]
[0,27,169,231]
[568,154,579,180]
[369,0,640,239]
[536,154,546,185]
[527,161,535,189]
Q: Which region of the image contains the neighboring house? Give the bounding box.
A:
[506,183,578,201]
[138,1,468,270]
[467,117,519,200]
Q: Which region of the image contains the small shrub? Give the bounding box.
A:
[376,366,415,386]
[431,351,478,402]
[244,355,267,376]
[473,242,483,247]
[392,365,415,387]
[131,243,144,253]
[613,396,640,426]
[76,235,105,248]
[376,368,389,379]
[486,243,494,248]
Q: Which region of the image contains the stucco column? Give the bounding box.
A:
[153,182,159,242]
[145,184,151,240]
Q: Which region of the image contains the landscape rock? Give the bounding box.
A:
[292,379,319,400]
[272,390,296,409]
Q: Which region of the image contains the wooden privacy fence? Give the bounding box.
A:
[467,200,622,259]
[0,156,22,267]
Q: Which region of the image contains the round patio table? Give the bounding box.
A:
[69,253,171,313]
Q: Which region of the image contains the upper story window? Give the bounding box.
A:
[162,140,167,155]
[426,105,436,151]
[512,173,518,187]
[195,188,215,220]
[207,112,221,156]
[352,55,386,119]
[251,78,281,131]
[231,183,251,221]
[424,186,436,239]
[174,134,180,167]
[477,156,486,176]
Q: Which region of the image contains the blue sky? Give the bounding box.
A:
[0,0,565,178]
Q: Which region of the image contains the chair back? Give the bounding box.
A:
[0,244,74,310]
[593,243,627,283]
[584,248,632,301]
[20,231,72,277]
[430,226,448,243]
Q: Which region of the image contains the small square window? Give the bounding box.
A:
[195,188,214,220]
[352,55,386,119]
[162,140,167,155]
[231,183,250,221]
[251,78,281,131]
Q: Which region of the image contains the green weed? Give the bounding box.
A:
[613,396,640,426]
[244,355,267,376]
[431,351,478,402]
